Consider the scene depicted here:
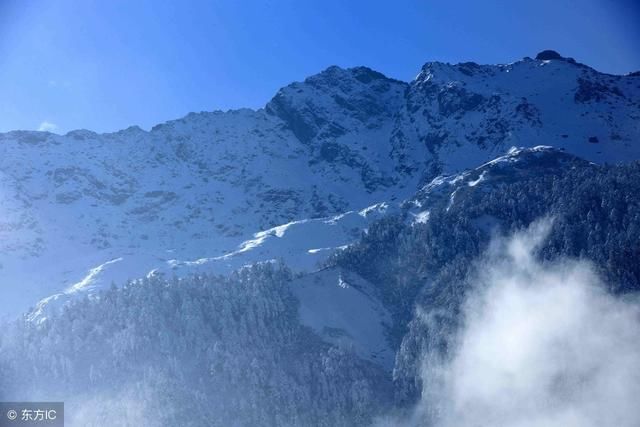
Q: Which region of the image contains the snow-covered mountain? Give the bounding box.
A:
[1,50,639,321]
[404,144,594,225]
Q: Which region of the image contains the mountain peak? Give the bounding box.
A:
[304,64,398,86]
[535,49,564,60]
[535,49,578,65]
[414,60,496,84]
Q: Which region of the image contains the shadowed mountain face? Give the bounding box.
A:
[0,51,639,318]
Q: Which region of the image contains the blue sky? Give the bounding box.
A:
[0,0,638,134]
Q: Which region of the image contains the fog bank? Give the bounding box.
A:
[383,219,640,427]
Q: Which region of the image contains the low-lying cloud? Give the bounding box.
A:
[384,219,640,427]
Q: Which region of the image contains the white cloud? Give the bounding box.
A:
[379,219,640,427]
[38,121,58,132]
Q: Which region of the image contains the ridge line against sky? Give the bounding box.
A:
[0,0,639,134]
[1,54,630,138]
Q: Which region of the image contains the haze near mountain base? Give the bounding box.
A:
[377,220,640,427]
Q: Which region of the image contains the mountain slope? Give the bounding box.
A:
[2,51,640,427]
[1,50,639,319]
[4,150,640,427]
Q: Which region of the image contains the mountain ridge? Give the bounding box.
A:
[1,50,639,320]
[9,50,635,138]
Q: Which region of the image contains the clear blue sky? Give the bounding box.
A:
[0,0,638,134]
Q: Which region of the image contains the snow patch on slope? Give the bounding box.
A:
[28,202,395,323]
[290,268,394,369]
